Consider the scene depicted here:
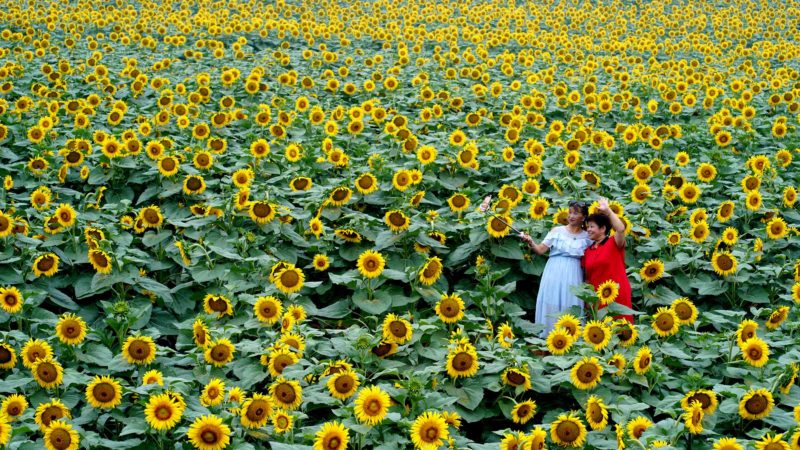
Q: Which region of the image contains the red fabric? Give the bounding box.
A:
[581,237,634,323]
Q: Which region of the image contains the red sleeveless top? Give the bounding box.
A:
[581,236,634,323]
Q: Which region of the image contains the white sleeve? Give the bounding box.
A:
[541,227,559,248]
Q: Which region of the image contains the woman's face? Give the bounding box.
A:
[586,221,605,241]
[568,205,585,227]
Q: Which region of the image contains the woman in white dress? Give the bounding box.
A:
[520,201,592,337]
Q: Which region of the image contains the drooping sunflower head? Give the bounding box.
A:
[585,395,609,431]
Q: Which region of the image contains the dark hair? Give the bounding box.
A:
[568,200,589,217]
[586,213,611,235]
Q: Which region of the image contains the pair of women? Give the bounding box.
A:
[520,198,633,336]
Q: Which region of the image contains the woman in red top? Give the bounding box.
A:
[581,198,634,323]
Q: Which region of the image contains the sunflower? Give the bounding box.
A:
[784,187,798,207]
[682,389,719,415]
[740,337,769,367]
[766,217,788,239]
[157,156,180,177]
[1,394,27,421]
[746,190,763,211]
[203,294,233,317]
[652,307,680,337]
[87,249,113,274]
[678,182,701,204]
[711,251,737,277]
[187,415,231,450]
[33,253,60,277]
[182,175,206,195]
[571,356,603,390]
[248,201,276,224]
[582,320,611,350]
[327,369,360,400]
[32,357,64,389]
[633,346,653,375]
[417,145,437,165]
[384,209,410,232]
[372,341,398,358]
[501,367,532,390]
[272,411,294,434]
[596,280,619,306]
[314,421,349,450]
[418,256,443,285]
[639,259,665,283]
[204,339,235,367]
[354,385,391,426]
[350,173,378,196]
[713,437,743,450]
[529,197,550,219]
[551,412,587,448]
[736,320,759,346]
[554,314,582,338]
[145,393,183,430]
[200,378,226,407]
[85,375,122,409]
[328,186,353,206]
[626,416,653,440]
[54,203,77,228]
[0,286,22,314]
[447,193,470,212]
[335,229,362,243]
[254,296,283,324]
[382,313,413,344]
[608,353,626,376]
[357,250,385,278]
[671,297,698,325]
[717,201,735,222]
[43,420,80,450]
[547,327,574,355]
[270,377,303,410]
[410,411,448,450]
[486,214,512,238]
[142,369,163,386]
[21,338,53,369]
[435,293,464,323]
[739,388,774,420]
[585,395,609,430]
[510,399,536,424]
[122,335,157,365]
[446,343,479,379]
[279,333,306,355]
[193,319,210,348]
[684,400,704,434]
[274,267,305,294]
[240,393,273,429]
[766,306,790,330]
[34,399,71,431]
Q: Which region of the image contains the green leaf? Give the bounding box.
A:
[76,344,115,367]
[352,289,392,315]
[444,380,484,410]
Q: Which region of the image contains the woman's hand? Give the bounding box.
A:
[596,197,611,215]
[518,232,534,246]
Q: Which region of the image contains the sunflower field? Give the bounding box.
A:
[0,0,800,449]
